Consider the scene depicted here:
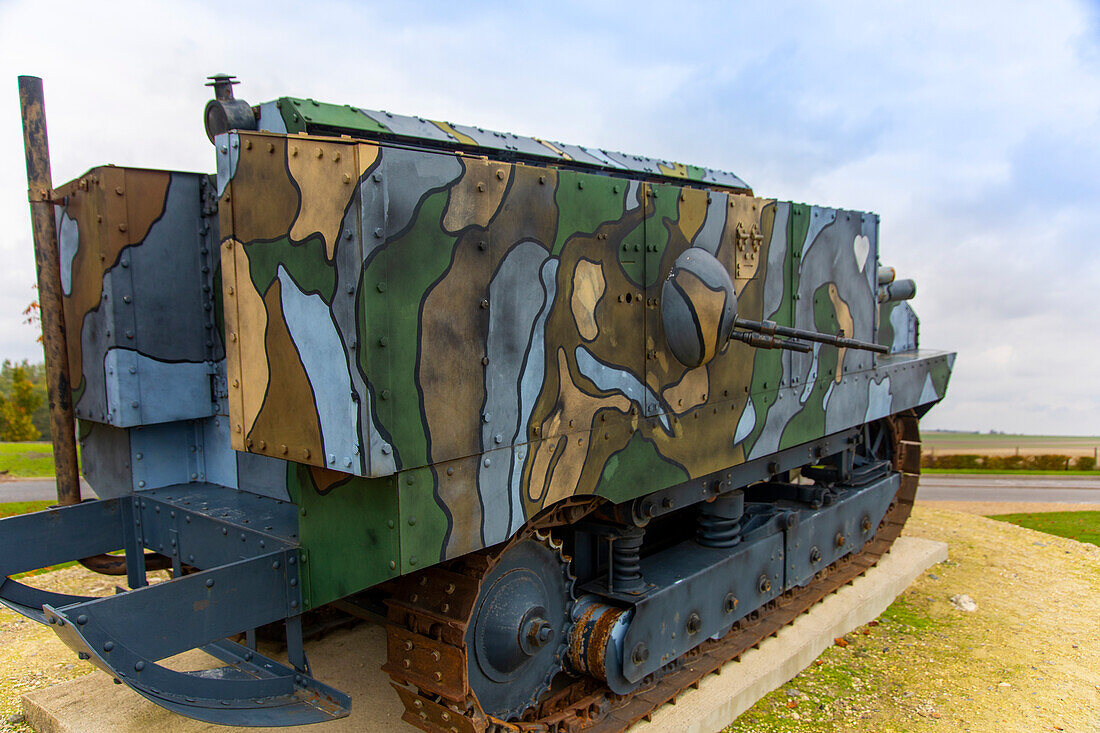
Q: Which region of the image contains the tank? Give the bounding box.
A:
[1,74,953,731]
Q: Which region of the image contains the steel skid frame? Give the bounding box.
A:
[0,485,351,726]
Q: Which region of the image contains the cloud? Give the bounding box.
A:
[0,0,1097,434]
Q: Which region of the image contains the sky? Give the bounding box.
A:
[0,0,1097,435]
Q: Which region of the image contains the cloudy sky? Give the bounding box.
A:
[1,1,1097,435]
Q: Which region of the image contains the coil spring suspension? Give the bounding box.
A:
[696,491,745,548]
[609,527,645,593]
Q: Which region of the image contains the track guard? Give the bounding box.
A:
[0,487,351,726]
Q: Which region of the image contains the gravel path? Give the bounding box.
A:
[728,505,1100,732]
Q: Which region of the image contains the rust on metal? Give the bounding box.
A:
[382,626,469,702]
[384,412,922,732]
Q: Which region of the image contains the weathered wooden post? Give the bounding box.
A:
[18,75,80,507]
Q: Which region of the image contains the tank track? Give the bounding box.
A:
[384,411,922,733]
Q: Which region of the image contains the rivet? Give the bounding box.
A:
[477,183,485,192]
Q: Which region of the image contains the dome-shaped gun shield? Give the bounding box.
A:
[660,248,737,368]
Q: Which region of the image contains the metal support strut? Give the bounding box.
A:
[0,486,351,726]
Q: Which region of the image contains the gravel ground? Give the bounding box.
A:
[0,570,172,733]
[2,507,1098,733]
[726,505,1100,733]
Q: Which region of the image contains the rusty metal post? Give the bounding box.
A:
[18,76,81,507]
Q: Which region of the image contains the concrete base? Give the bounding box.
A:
[22,536,947,733]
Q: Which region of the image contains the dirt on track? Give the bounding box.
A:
[2,507,1099,733]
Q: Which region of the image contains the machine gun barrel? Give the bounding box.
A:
[729,330,812,353]
[734,317,888,354]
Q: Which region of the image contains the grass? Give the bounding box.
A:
[0,500,53,518]
[987,510,1100,546]
[922,467,1100,475]
[0,441,56,478]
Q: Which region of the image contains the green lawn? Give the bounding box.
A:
[0,500,53,518]
[0,441,56,477]
[987,511,1100,547]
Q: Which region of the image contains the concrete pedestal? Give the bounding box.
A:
[22,536,947,733]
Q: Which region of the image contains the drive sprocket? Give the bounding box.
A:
[466,531,574,720]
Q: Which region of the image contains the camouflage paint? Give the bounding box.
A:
[217,130,954,607]
[49,114,951,611]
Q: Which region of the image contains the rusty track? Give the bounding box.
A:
[385,411,922,733]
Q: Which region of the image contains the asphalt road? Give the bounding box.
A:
[917,474,1100,504]
[4,474,1100,505]
[0,478,95,502]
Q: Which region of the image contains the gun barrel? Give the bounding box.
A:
[730,330,812,353]
[734,318,888,354]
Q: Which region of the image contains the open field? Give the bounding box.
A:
[0,443,55,479]
[923,431,1100,458]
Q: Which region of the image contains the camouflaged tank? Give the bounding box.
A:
[1,75,953,731]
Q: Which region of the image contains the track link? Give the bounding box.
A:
[385,412,922,733]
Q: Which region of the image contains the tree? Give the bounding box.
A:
[0,362,44,441]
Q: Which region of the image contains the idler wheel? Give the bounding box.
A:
[466,536,572,720]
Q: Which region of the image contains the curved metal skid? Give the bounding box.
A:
[0,487,351,725]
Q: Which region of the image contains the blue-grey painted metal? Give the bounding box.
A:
[609,470,899,683]
[0,485,350,725]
